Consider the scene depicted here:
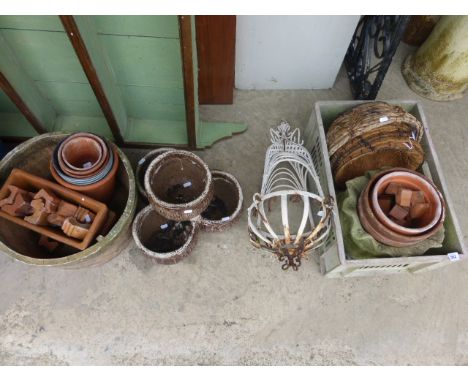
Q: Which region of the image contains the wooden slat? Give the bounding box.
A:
[0,32,56,134]
[178,15,197,149]
[60,15,127,145]
[196,16,236,104]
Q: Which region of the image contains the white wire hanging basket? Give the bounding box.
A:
[247,121,334,270]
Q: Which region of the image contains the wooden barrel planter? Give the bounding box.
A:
[0,132,137,267]
[200,170,243,232]
[132,205,197,264]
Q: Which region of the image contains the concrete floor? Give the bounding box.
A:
[1,44,468,365]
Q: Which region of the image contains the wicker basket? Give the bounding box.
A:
[327,102,425,187]
[304,100,466,278]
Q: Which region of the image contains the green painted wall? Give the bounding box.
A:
[0,15,246,146]
[94,15,187,144]
[0,90,38,137]
[0,15,110,136]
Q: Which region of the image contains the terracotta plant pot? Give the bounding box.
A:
[51,145,119,203]
[52,141,114,186]
[58,133,109,177]
[357,168,442,247]
[371,170,444,235]
[135,148,175,202]
[144,150,213,221]
[132,205,197,264]
[200,170,243,232]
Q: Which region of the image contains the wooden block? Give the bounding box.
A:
[410,202,429,219]
[62,217,90,240]
[74,206,95,224]
[396,188,413,208]
[389,204,409,221]
[411,190,425,205]
[378,195,394,214]
[1,193,33,217]
[24,209,49,225]
[47,213,66,227]
[13,193,34,216]
[38,235,59,252]
[34,189,60,213]
[384,182,400,195]
[31,198,45,211]
[57,200,78,217]
[0,185,29,207]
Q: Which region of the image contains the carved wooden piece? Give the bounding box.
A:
[62,217,90,240]
[0,169,108,250]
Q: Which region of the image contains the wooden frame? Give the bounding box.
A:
[196,16,236,104]
[0,16,245,148]
[178,15,197,149]
[60,15,126,146]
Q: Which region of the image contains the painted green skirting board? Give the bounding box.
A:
[198,122,247,148]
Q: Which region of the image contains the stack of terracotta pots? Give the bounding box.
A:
[358,168,445,247]
[50,133,119,202]
[132,149,243,264]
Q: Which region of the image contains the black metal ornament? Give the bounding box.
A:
[344,16,410,100]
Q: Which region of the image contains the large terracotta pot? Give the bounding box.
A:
[371,170,444,236]
[357,168,443,247]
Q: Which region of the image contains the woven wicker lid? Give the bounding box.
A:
[334,139,424,187]
[326,102,424,158]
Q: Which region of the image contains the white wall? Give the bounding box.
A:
[235,16,360,90]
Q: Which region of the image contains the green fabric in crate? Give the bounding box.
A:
[337,171,445,259]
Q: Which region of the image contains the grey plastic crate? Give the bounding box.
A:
[304,100,466,278]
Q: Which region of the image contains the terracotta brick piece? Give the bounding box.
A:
[384,182,400,195]
[410,202,430,219]
[389,204,409,221]
[396,188,413,207]
[378,195,394,214]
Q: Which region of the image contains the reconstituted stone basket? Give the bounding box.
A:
[0,132,137,267]
[144,150,213,221]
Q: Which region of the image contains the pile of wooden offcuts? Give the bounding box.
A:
[0,185,95,251]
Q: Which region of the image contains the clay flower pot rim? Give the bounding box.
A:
[62,136,103,171]
[358,169,438,247]
[132,205,198,261]
[200,170,244,228]
[52,141,114,185]
[371,170,443,235]
[58,133,108,175]
[144,150,213,212]
[50,145,119,202]
[136,147,176,201]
